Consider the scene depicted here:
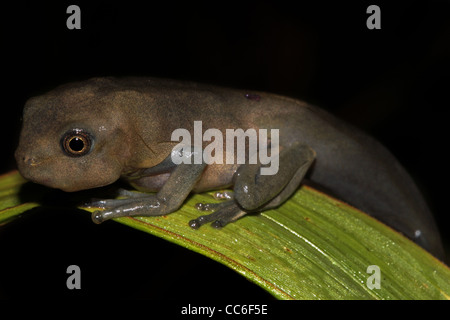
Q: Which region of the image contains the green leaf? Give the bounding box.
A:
[1,170,449,299]
[0,171,40,226]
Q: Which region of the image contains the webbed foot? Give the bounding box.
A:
[190,199,246,229]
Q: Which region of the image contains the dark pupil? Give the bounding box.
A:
[69,137,85,152]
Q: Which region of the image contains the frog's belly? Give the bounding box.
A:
[126,163,239,193]
[127,173,171,192]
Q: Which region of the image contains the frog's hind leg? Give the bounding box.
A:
[211,191,234,201]
[195,190,234,211]
[190,142,315,229]
[192,190,244,228]
[189,200,246,229]
[233,143,315,212]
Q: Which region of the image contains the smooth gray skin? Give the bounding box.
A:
[15,77,444,259]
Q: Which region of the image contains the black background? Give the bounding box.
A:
[0,1,449,299]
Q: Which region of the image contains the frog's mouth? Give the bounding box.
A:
[16,165,55,190]
[15,156,73,192]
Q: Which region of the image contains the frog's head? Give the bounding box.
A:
[15,79,132,192]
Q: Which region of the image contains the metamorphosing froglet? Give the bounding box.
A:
[15,77,444,259]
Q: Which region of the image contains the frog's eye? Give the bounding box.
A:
[61,129,93,157]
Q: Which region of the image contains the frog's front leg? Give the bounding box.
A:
[89,149,206,223]
[190,142,316,228]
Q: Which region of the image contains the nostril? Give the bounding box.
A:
[22,156,38,166]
